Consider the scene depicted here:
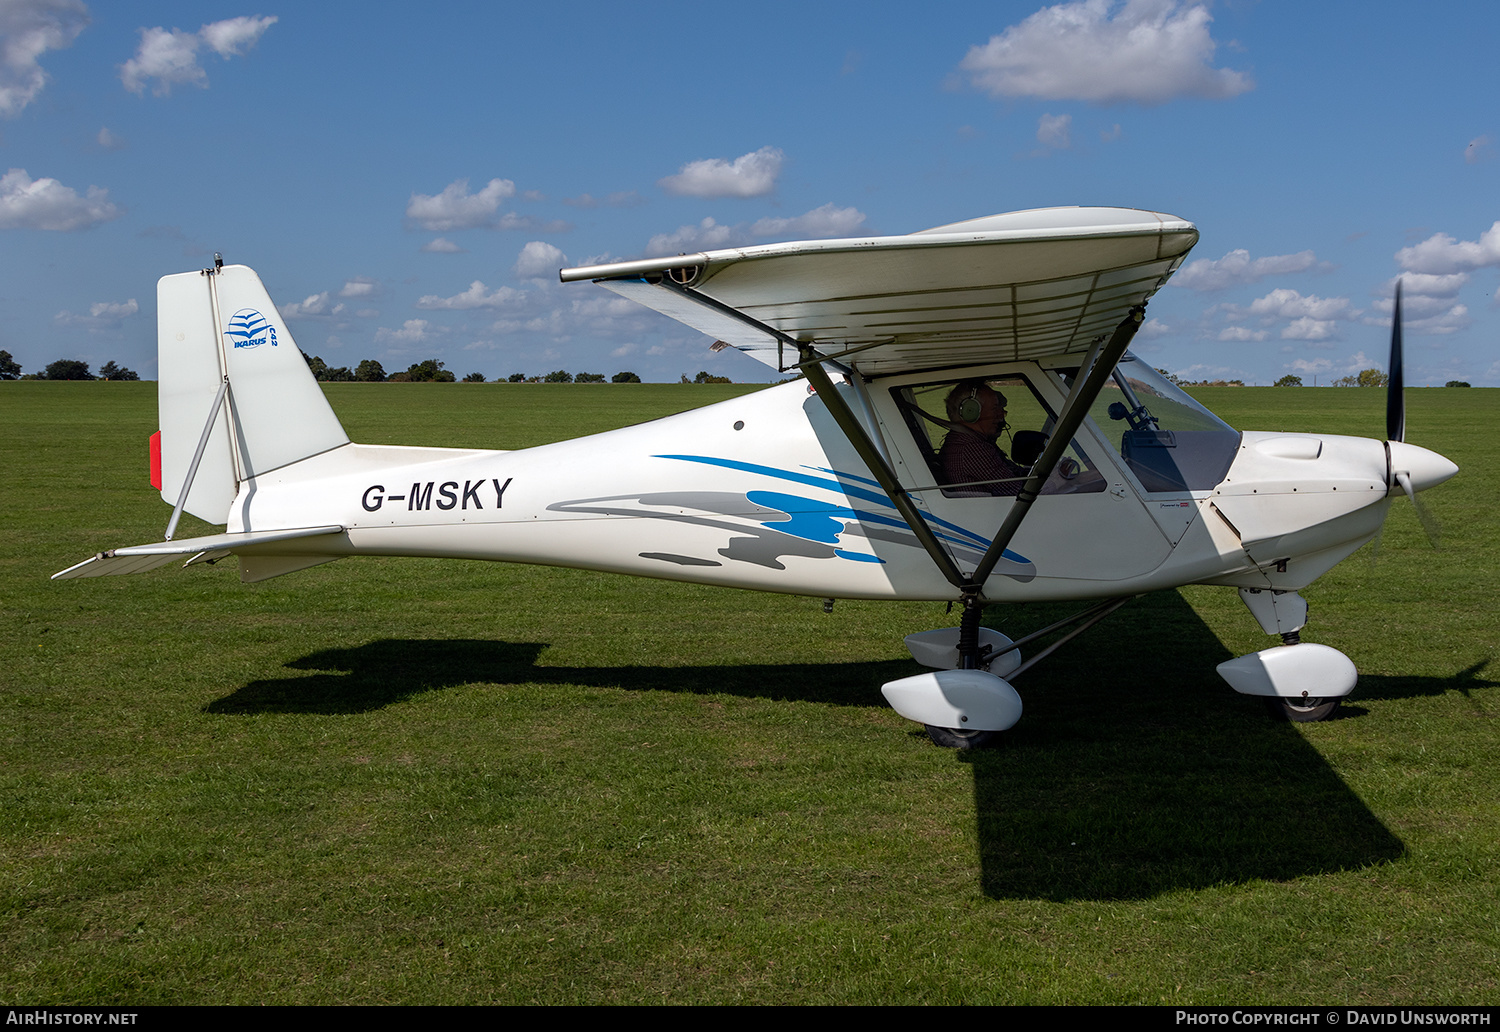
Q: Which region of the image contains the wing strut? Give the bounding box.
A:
[969,305,1145,588]
[798,346,969,591]
[945,306,1144,670]
[646,278,1145,610]
[641,277,970,588]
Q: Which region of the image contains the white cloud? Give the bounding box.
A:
[120,27,202,94]
[959,0,1252,106]
[405,177,515,231]
[374,319,431,344]
[421,237,463,253]
[0,0,89,118]
[1247,288,1355,322]
[0,168,120,230]
[1464,134,1493,164]
[1403,303,1469,336]
[658,146,783,198]
[646,217,740,256]
[1394,272,1468,298]
[281,292,338,318]
[1280,317,1338,342]
[1394,222,1500,275]
[199,15,276,57]
[1037,112,1072,149]
[1290,357,1332,375]
[89,299,137,319]
[1100,123,1123,141]
[645,204,869,257]
[339,278,377,298]
[748,203,866,239]
[414,280,525,310]
[97,126,127,150]
[120,16,276,96]
[1384,223,1500,336]
[1217,326,1268,342]
[55,297,138,330]
[1172,248,1319,291]
[513,240,566,280]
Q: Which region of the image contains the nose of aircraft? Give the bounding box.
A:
[1387,440,1459,494]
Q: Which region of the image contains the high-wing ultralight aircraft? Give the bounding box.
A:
[55,207,1458,747]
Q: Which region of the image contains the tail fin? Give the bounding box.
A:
[157,265,349,525]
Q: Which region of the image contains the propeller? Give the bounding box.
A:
[1382,278,1442,550]
[1387,280,1404,443]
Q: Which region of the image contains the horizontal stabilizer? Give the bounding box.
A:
[52,526,345,580]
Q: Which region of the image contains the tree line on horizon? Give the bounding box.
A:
[302,354,731,385]
[0,352,139,381]
[5,350,1474,389]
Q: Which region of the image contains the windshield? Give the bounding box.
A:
[1059,354,1240,493]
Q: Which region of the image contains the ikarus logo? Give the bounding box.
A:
[226,309,278,349]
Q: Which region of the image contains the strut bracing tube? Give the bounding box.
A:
[968,306,1145,591]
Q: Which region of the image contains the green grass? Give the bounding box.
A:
[2,381,1496,1004]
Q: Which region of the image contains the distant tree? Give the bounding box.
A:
[1273,374,1303,387]
[543,369,573,383]
[97,361,140,381]
[302,354,355,382]
[394,359,454,382]
[355,359,387,382]
[1446,380,1472,388]
[507,372,526,383]
[1332,368,1389,387]
[575,371,605,383]
[611,371,641,383]
[462,371,486,382]
[0,350,20,379]
[44,359,94,380]
[693,370,731,384]
[680,373,690,384]
[1156,367,1187,387]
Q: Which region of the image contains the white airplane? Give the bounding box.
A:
[54,207,1458,747]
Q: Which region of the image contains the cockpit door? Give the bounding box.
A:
[870,365,1174,594]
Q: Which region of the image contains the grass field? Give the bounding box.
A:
[2,381,1496,1004]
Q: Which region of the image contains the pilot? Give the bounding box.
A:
[938,381,1026,497]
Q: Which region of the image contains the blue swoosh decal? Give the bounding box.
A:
[654,454,1029,564]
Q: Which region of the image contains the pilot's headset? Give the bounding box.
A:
[951,382,1008,428]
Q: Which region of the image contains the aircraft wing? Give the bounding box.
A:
[560,207,1197,376]
[52,525,345,579]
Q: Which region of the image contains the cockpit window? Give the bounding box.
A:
[1058,354,1240,493]
[892,374,1106,497]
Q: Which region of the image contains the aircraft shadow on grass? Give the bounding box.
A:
[203,591,1493,902]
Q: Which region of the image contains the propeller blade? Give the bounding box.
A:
[1386,279,1405,443]
[1395,470,1442,549]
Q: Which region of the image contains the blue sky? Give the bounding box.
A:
[2,0,1497,385]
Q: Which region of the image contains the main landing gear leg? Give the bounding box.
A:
[924,595,1005,749]
[1216,588,1355,722]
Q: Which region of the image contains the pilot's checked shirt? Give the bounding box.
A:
[937,431,1025,497]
